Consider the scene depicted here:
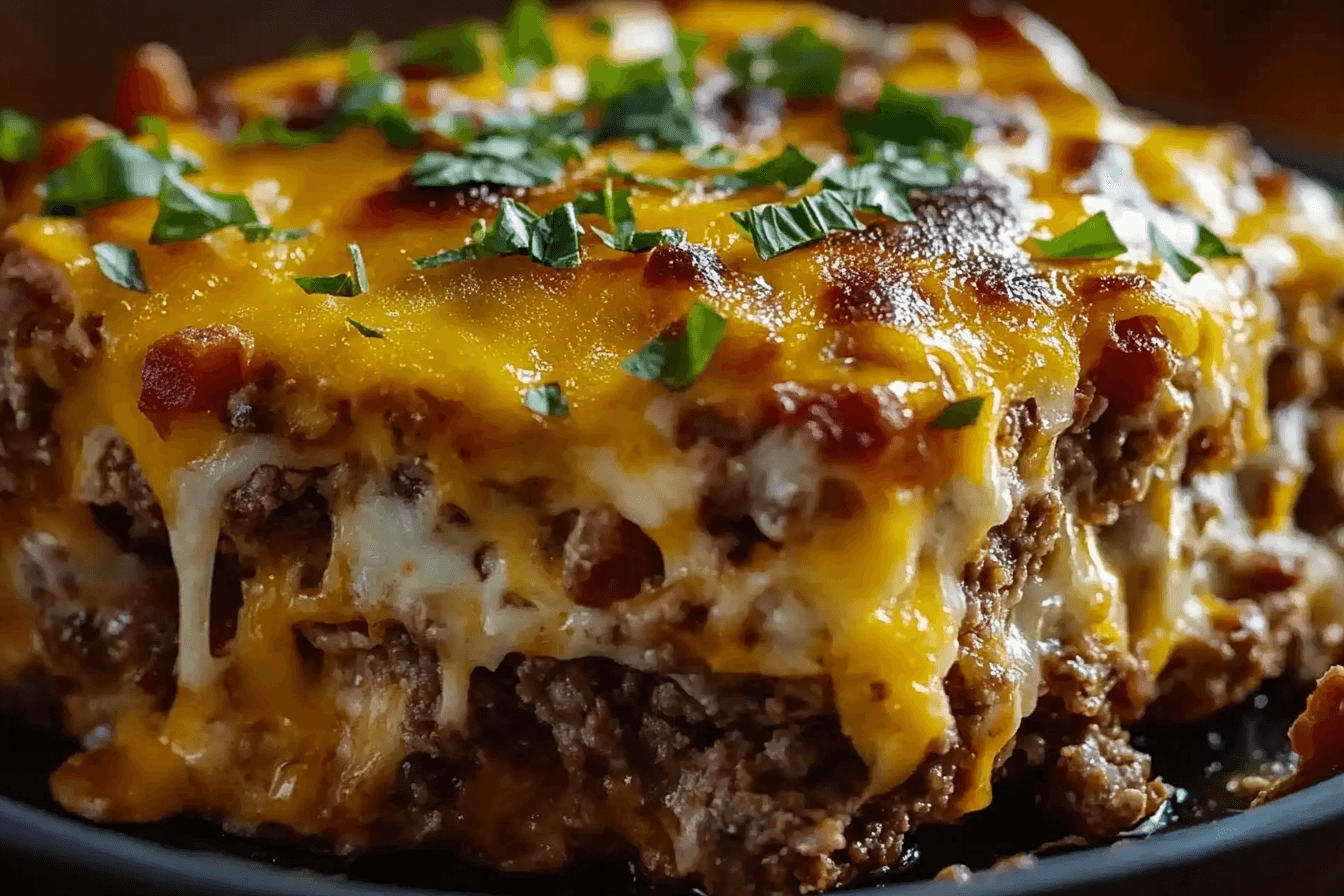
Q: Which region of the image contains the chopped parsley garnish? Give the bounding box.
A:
[150,172,259,244]
[232,116,328,150]
[529,203,584,268]
[843,83,973,154]
[1193,224,1242,259]
[687,144,737,168]
[137,115,203,173]
[602,157,686,191]
[412,198,584,269]
[410,111,588,188]
[346,317,385,338]
[711,144,817,192]
[573,179,686,252]
[726,26,845,100]
[1148,222,1200,282]
[0,109,39,163]
[401,22,484,76]
[931,396,984,429]
[622,301,727,390]
[350,242,370,293]
[335,72,420,149]
[91,242,148,293]
[523,381,570,416]
[588,37,703,149]
[240,223,313,242]
[501,0,556,85]
[1033,212,1127,260]
[731,190,861,260]
[820,162,914,221]
[40,135,165,216]
[294,243,368,295]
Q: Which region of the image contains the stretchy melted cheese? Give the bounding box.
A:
[4,2,1344,892]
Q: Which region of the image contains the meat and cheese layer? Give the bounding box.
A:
[3,2,1344,893]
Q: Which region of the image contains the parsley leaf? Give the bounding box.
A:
[574,179,685,252]
[232,116,329,150]
[501,0,556,85]
[0,109,40,163]
[1148,222,1200,282]
[150,172,259,244]
[294,243,368,295]
[726,26,844,99]
[413,198,582,268]
[602,157,687,191]
[336,73,419,149]
[402,22,484,76]
[411,111,587,188]
[731,190,862,260]
[523,381,569,416]
[593,226,686,252]
[687,144,737,168]
[40,135,165,216]
[529,203,584,268]
[711,144,817,192]
[1033,212,1127,260]
[138,115,204,173]
[622,301,727,389]
[843,83,973,154]
[820,163,914,221]
[91,242,148,292]
[931,396,984,429]
[350,242,370,292]
[240,223,313,242]
[410,151,565,187]
[1193,224,1242,259]
[346,317,385,338]
[589,50,700,148]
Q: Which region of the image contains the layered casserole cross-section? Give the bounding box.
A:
[3,2,1344,893]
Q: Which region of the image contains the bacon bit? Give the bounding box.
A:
[113,43,198,131]
[1089,317,1174,417]
[38,116,117,172]
[1255,666,1344,804]
[764,382,910,464]
[138,325,255,435]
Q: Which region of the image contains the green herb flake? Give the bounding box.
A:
[336,73,420,149]
[726,26,845,100]
[349,243,370,293]
[1193,224,1242,260]
[622,301,727,390]
[294,273,357,296]
[410,151,564,188]
[529,203,584,268]
[294,243,367,296]
[402,22,484,76]
[931,396,984,429]
[523,381,570,416]
[150,172,259,244]
[588,51,700,149]
[0,109,40,163]
[594,226,686,252]
[603,157,687,191]
[240,223,313,243]
[40,135,165,216]
[501,0,556,85]
[687,144,737,168]
[843,83,973,154]
[1033,212,1127,260]
[712,144,817,192]
[232,115,328,150]
[820,163,914,221]
[1148,222,1201,282]
[138,114,204,173]
[346,317,385,338]
[731,190,862,260]
[91,242,149,292]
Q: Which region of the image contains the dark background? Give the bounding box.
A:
[3,0,1344,159]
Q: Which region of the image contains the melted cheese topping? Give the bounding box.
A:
[5,0,1344,831]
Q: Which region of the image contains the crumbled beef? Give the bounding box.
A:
[76,428,166,553]
[560,506,665,609]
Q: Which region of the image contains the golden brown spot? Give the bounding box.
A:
[642,242,730,293]
[764,382,909,464]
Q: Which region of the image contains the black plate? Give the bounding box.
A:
[4,132,1344,896]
